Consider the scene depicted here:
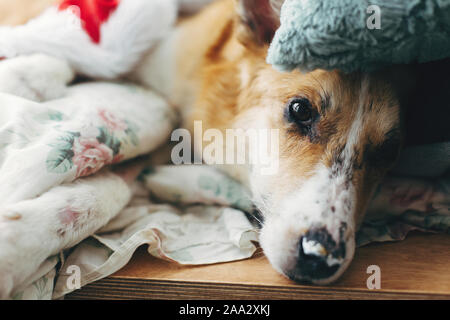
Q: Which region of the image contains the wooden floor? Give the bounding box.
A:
[66,232,450,300]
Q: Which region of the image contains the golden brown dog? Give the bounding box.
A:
[1,0,403,284]
[136,0,402,284]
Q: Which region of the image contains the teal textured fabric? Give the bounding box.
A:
[267,0,450,72]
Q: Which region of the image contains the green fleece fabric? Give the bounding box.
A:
[267,0,450,72]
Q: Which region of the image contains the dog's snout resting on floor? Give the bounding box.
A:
[137,0,403,284]
[296,227,347,281]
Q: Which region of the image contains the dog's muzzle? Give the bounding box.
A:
[288,227,347,282]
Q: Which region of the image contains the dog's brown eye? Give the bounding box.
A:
[288,98,313,123]
[285,98,320,142]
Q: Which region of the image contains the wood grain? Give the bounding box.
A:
[66,232,450,300]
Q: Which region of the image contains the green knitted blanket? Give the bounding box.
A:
[267,0,450,72]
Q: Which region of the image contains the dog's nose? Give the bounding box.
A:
[291,228,346,282]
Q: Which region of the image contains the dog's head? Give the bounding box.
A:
[228,0,403,284]
[244,69,401,284]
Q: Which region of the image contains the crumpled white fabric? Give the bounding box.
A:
[9,164,259,300]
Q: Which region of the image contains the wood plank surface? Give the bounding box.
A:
[66,232,450,300]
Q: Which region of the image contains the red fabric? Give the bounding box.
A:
[59,0,120,43]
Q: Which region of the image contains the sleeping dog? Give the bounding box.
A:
[0,0,404,295]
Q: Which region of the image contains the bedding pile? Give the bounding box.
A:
[0,0,448,299]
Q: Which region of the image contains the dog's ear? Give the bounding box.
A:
[235,0,283,46]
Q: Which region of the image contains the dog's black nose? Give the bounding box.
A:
[290,228,346,282]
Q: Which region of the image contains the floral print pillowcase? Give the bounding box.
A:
[0,79,177,205]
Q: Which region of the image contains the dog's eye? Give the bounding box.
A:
[285,97,320,141]
[288,98,313,124]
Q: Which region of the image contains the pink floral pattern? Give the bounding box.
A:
[46,109,139,177]
[73,137,113,177]
[98,109,127,132]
